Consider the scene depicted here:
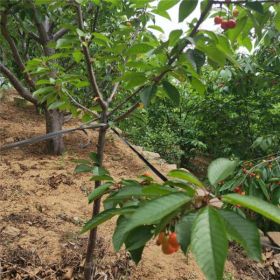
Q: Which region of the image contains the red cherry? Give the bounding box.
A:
[168,232,180,248]
[234,187,241,194]
[227,19,236,29]
[214,16,222,25]
[221,20,229,30]
[162,239,177,255]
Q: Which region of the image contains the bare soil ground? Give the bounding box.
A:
[0,91,279,279]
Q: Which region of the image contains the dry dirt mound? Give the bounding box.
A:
[0,92,279,280]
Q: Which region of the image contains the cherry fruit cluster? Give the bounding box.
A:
[214,16,236,30]
[156,232,180,255]
[214,8,239,30]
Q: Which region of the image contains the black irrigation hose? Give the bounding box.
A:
[0,123,107,151]
[111,127,168,182]
[0,121,168,182]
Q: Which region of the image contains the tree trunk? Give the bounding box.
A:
[84,113,107,280]
[44,109,65,155]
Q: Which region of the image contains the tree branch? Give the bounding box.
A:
[108,85,146,117]
[28,31,41,43]
[64,90,100,118]
[113,102,140,123]
[107,82,119,104]
[29,1,53,56]
[108,2,213,117]
[75,4,107,110]
[53,28,69,41]
[0,11,36,90]
[0,63,37,104]
[168,0,213,65]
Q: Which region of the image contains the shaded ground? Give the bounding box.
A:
[0,91,279,279]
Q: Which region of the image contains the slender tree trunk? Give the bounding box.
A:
[44,108,65,155]
[84,112,107,280]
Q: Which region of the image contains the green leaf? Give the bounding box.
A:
[175,212,197,254]
[271,187,280,205]
[92,166,109,176]
[275,12,280,31]
[114,192,191,250]
[220,175,245,192]
[152,9,171,20]
[168,29,183,47]
[130,0,151,8]
[158,0,180,11]
[81,207,136,234]
[35,79,52,86]
[90,175,113,181]
[162,80,180,105]
[140,85,157,107]
[126,193,190,226]
[191,77,205,94]
[35,0,52,4]
[257,179,270,201]
[105,186,142,201]
[125,225,153,251]
[197,44,226,67]
[89,152,99,163]
[81,209,116,233]
[219,210,261,261]
[222,194,280,224]
[246,2,264,14]
[129,246,144,264]
[164,180,196,197]
[127,43,154,55]
[122,72,146,88]
[147,25,164,33]
[154,209,182,235]
[88,182,113,204]
[113,215,129,251]
[56,38,73,49]
[92,32,111,45]
[168,169,204,188]
[47,52,69,60]
[191,206,228,280]
[142,184,176,196]
[128,246,145,264]
[48,101,65,110]
[208,158,238,186]
[74,164,92,173]
[122,179,142,188]
[33,86,55,97]
[186,49,205,73]
[240,37,252,52]
[227,17,247,43]
[72,51,83,63]
[179,0,198,22]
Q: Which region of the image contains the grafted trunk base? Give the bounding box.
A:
[45,109,65,155]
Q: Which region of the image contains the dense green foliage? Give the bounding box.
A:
[119,29,280,166]
[77,153,280,280]
[213,156,280,231]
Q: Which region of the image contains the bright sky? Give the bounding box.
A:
[151,1,218,40]
[150,1,249,54]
